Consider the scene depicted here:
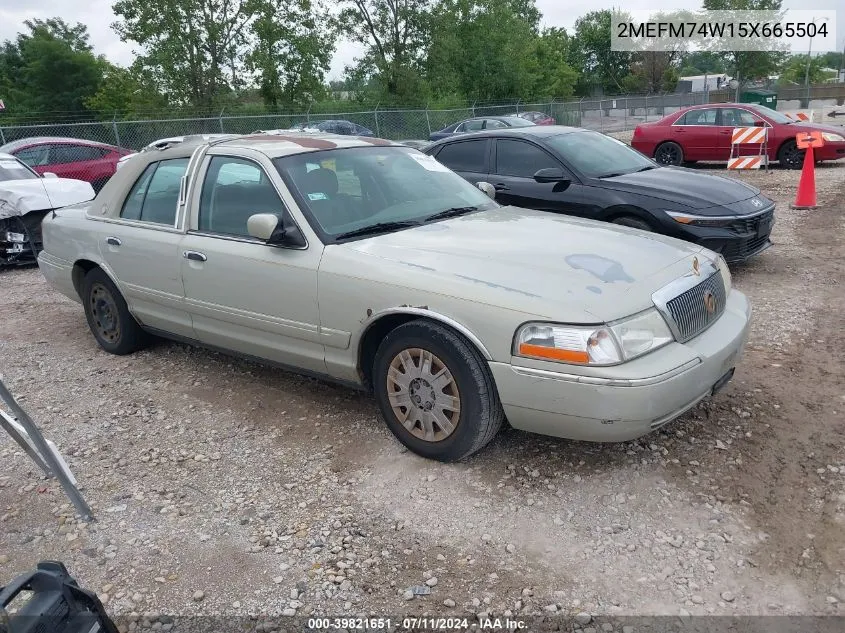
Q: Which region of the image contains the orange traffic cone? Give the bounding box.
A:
[791,145,817,209]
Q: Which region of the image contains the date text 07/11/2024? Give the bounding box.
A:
[306,617,528,630]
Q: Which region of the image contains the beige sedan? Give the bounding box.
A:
[37,133,750,461]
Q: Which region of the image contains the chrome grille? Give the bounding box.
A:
[665,271,727,342]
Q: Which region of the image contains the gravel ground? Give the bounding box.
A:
[1,160,844,625]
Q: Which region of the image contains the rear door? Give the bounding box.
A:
[671,108,719,160]
[429,138,490,186]
[97,157,194,337]
[490,138,596,217]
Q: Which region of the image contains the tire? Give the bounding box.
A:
[778,140,803,170]
[654,141,684,166]
[372,319,504,461]
[82,267,147,355]
[612,215,652,232]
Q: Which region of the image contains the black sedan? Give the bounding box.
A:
[423,126,775,263]
[428,116,534,142]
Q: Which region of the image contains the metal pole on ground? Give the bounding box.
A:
[112,113,121,149]
[0,377,94,522]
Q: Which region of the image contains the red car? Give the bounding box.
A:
[0,136,132,191]
[508,111,556,125]
[632,103,845,169]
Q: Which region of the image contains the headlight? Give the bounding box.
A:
[664,210,733,227]
[822,132,844,142]
[514,309,673,366]
[716,253,732,296]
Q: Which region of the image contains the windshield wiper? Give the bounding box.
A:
[596,171,626,179]
[635,165,657,172]
[334,220,421,240]
[423,205,482,223]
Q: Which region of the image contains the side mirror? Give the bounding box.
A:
[476,181,496,199]
[42,172,58,179]
[533,168,570,184]
[754,120,766,127]
[247,213,306,248]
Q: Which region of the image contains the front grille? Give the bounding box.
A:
[728,209,773,234]
[665,271,727,343]
[721,234,771,262]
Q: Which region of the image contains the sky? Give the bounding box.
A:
[0,0,842,81]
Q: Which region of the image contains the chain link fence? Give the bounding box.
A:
[1,87,842,175]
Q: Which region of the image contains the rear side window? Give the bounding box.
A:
[120,158,189,225]
[434,140,487,173]
[676,109,717,125]
[495,139,559,178]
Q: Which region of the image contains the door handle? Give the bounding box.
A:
[183,250,207,262]
[106,236,121,246]
[493,183,510,191]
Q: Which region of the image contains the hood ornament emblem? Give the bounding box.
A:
[703,290,716,314]
[692,256,700,276]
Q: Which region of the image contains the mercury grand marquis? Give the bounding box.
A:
[37,133,751,461]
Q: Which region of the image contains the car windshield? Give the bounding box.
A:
[545,130,655,178]
[749,105,792,124]
[0,156,39,181]
[274,146,497,241]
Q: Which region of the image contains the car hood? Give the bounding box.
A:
[331,206,712,322]
[791,121,845,136]
[0,177,95,220]
[596,166,760,211]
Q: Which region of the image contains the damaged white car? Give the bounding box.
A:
[0,153,95,266]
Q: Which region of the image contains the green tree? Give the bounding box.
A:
[426,0,556,101]
[0,19,103,114]
[701,0,787,86]
[572,10,632,93]
[84,62,169,116]
[247,0,334,108]
[531,27,578,98]
[336,0,432,101]
[112,0,258,107]
[778,54,833,85]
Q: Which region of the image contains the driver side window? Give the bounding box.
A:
[198,156,285,237]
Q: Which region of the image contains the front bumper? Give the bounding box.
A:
[660,208,775,264]
[490,289,751,442]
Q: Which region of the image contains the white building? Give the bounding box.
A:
[679,74,729,92]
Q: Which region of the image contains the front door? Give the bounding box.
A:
[489,138,598,218]
[97,157,194,337]
[179,154,326,374]
[717,107,766,160]
[671,108,720,160]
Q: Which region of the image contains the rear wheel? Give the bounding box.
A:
[372,320,503,461]
[82,268,147,355]
[612,215,652,232]
[778,140,803,169]
[654,141,684,166]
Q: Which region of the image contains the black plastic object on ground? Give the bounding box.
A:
[0,561,118,633]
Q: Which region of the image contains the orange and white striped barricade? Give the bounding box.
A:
[728,126,769,171]
[784,111,813,122]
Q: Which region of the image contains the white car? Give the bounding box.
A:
[0,153,94,265]
[116,134,235,170]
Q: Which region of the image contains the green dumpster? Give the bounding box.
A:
[739,89,777,109]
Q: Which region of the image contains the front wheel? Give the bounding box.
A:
[612,215,652,232]
[82,268,148,355]
[372,320,503,461]
[778,140,803,169]
[654,141,684,166]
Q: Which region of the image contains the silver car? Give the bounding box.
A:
[37,133,751,461]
